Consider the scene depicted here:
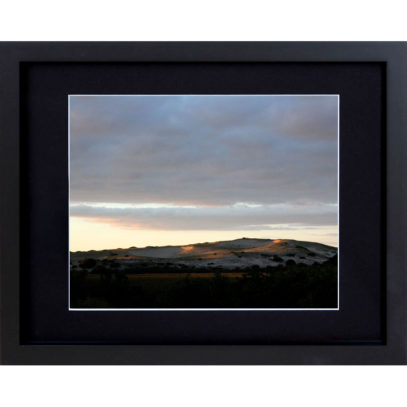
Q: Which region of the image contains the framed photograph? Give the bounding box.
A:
[69,93,339,311]
[0,42,406,364]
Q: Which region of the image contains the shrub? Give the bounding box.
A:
[79,258,97,270]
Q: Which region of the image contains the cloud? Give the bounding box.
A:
[69,95,338,237]
[69,95,338,208]
[70,202,338,231]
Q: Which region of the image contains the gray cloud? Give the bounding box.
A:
[69,95,338,232]
[70,203,337,231]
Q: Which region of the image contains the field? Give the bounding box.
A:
[70,255,338,309]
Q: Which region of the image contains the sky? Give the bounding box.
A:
[69,95,338,251]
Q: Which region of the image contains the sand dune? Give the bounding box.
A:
[71,238,337,270]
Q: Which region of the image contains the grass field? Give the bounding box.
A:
[70,255,338,309]
[86,272,245,280]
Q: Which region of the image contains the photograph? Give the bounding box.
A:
[69,94,339,310]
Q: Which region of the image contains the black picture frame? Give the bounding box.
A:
[0,42,406,365]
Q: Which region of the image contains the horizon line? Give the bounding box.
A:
[70,236,338,253]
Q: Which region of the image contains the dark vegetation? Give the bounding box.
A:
[70,255,338,309]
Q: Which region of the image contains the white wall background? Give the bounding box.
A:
[0,1,406,405]
[0,0,406,40]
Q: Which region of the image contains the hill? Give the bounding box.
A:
[70,238,337,270]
